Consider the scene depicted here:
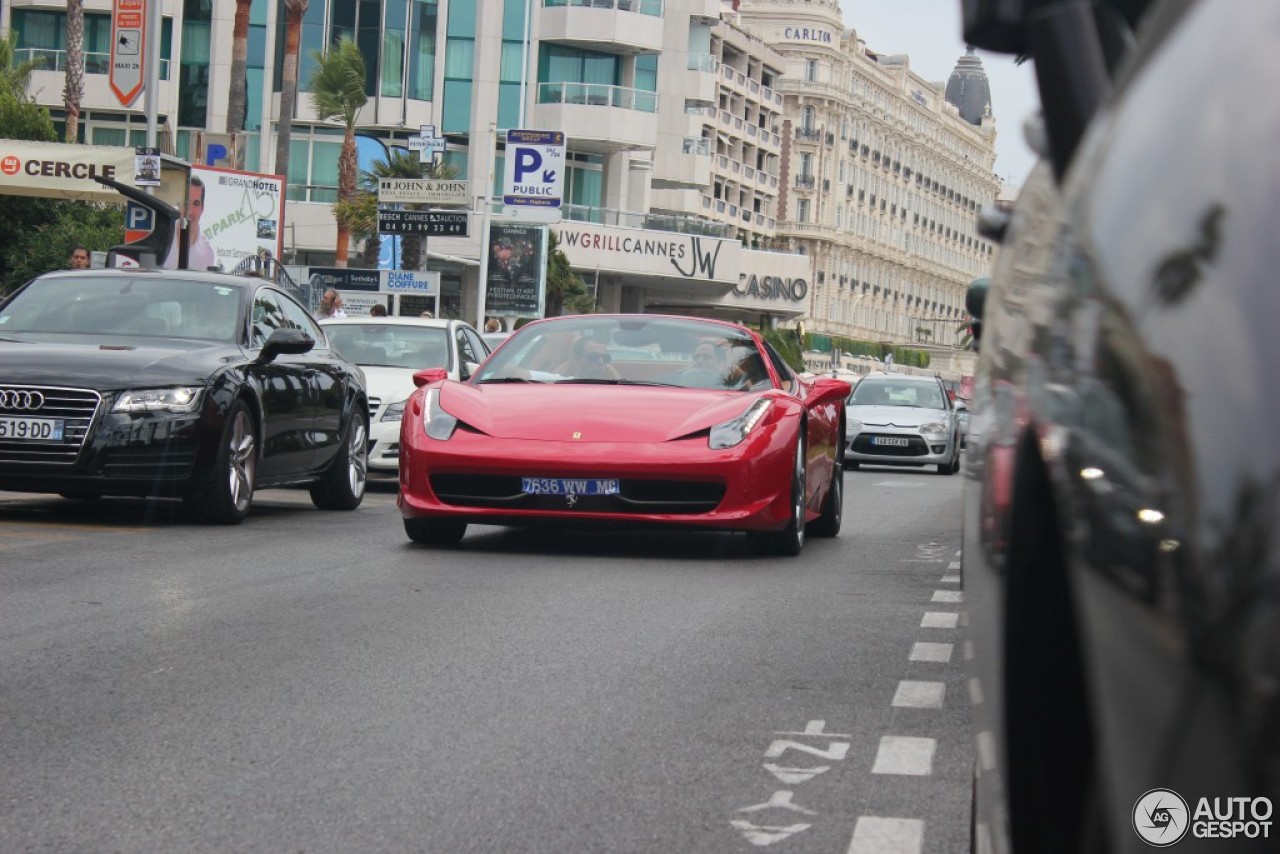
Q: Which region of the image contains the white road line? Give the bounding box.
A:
[871,736,936,776]
[909,642,954,663]
[955,549,962,557]
[873,482,928,487]
[920,611,959,629]
[892,681,945,709]
[964,640,974,661]
[969,677,984,706]
[847,816,925,854]
[948,560,961,570]
[931,590,964,603]
[976,730,997,771]
[940,574,961,584]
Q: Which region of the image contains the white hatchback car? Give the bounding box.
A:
[844,372,961,475]
[320,317,490,477]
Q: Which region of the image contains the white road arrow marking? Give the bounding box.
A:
[765,739,850,761]
[730,820,812,846]
[762,763,831,784]
[736,790,818,815]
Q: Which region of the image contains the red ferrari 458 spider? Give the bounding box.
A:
[397,314,850,555]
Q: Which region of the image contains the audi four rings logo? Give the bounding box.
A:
[0,389,45,411]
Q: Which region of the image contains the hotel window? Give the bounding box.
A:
[442,0,476,133]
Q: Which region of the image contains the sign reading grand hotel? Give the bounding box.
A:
[376,178,469,205]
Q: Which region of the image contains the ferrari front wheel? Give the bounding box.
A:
[809,460,842,538]
[404,516,467,546]
[749,433,806,556]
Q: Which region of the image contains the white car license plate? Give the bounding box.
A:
[872,436,910,447]
[0,416,64,441]
[521,477,620,496]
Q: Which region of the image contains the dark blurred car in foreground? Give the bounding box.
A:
[962,0,1279,851]
[0,270,369,523]
[398,314,850,554]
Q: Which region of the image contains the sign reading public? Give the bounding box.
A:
[502,129,566,209]
[377,209,470,236]
[109,0,147,107]
[376,178,469,206]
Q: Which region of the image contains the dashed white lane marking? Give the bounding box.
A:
[976,730,997,771]
[955,549,962,557]
[873,481,929,487]
[892,681,945,709]
[948,560,961,570]
[931,590,963,603]
[847,816,925,854]
[909,642,954,663]
[969,677,984,705]
[920,611,959,629]
[940,573,961,583]
[871,736,936,776]
[964,640,974,661]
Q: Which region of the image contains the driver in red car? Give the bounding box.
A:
[554,336,621,380]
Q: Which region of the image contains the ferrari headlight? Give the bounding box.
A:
[381,400,407,423]
[113,386,203,413]
[422,388,458,441]
[709,399,772,450]
[919,422,948,435]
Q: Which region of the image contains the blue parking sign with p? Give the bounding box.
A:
[503,129,566,209]
[124,201,155,241]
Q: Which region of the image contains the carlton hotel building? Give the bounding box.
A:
[3,0,999,342]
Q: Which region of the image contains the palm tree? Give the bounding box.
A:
[273,0,309,186]
[308,36,367,267]
[362,150,457,271]
[63,0,84,143]
[225,0,253,138]
[0,30,44,101]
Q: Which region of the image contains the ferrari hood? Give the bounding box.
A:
[847,404,947,428]
[439,382,762,443]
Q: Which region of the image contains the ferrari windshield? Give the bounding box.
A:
[472,316,773,391]
[0,275,245,342]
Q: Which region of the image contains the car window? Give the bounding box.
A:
[275,289,324,341]
[761,342,792,392]
[459,327,487,364]
[250,289,289,348]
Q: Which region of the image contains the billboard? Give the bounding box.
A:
[485,223,547,318]
[164,165,285,271]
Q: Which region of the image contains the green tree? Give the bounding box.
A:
[545,230,593,316]
[0,30,44,100]
[2,202,122,292]
[333,190,378,267]
[308,36,367,267]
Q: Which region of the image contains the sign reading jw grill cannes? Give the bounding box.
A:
[554,221,742,286]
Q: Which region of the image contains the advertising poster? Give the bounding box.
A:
[485,223,546,318]
[165,165,285,271]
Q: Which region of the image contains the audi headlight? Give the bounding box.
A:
[113,387,203,413]
[381,400,407,423]
[422,388,458,441]
[919,422,947,435]
[709,399,772,450]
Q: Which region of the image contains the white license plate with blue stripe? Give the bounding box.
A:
[0,416,64,440]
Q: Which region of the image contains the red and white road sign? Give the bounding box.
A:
[109,0,147,107]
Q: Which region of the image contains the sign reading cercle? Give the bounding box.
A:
[110,0,148,107]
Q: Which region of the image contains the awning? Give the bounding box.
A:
[0,141,158,203]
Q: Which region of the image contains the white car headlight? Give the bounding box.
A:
[422,388,458,441]
[709,399,772,450]
[112,387,203,413]
[919,422,948,435]
[846,418,863,436]
[381,400,407,423]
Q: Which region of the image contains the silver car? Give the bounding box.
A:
[844,373,961,475]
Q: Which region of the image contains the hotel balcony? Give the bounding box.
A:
[685,53,719,104]
[653,137,713,190]
[539,0,665,55]
[533,83,658,153]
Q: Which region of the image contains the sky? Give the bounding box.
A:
[842,1,1041,188]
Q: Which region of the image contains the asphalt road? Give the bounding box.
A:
[0,466,970,853]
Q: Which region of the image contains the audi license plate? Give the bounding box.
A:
[872,436,910,447]
[521,478,620,496]
[0,416,64,441]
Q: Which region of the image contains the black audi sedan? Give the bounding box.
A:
[0,269,369,523]
[962,0,1279,851]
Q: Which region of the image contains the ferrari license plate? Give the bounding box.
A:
[0,416,64,440]
[521,478,620,496]
[872,436,910,447]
